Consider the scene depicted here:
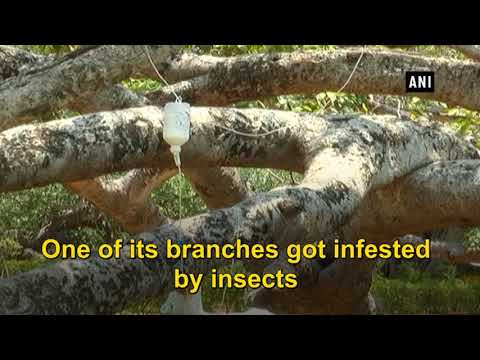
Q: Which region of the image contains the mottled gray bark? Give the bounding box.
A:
[0,46,151,115]
[0,225,188,314]
[0,193,304,315]
[148,49,480,112]
[4,45,474,233]
[64,85,250,233]
[1,109,478,227]
[64,52,225,113]
[0,46,53,80]
[0,45,181,131]
[348,160,480,239]
[1,108,479,314]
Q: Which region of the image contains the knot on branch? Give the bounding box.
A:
[277,199,303,220]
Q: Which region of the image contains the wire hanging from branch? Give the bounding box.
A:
[144,45,367,138]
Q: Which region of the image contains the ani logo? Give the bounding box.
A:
[406,71,435,93]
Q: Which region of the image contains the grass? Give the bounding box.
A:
[373,276,480,315]
[372,265,480,315]
[113,265,480,315]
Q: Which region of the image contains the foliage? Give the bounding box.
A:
[0,185,77,241]
[465,228,480,252]
[373,269,480,314]
[0,238,23,261]
[0,258,46,279]
[188,45,334,56]
[19,45,78,55]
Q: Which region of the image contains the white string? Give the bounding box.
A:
[213,123,291,138]
[323,46,366,110]
[143,45,182,103]
[177,166,185,273]
[335,46,366,94]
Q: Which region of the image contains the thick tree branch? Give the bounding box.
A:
[65,101,249,233]
[1,47,478,313]
[2,108,478,193]
[0,45,181,131]
[5,46,480,315]
[7,45,476,235]
[147,49,480,112]
[0,46,226,123]
[0,107,305,192]
[271,159,480,313]
[64,52,225,113]
[64,169,176,234]
[348,160,480,239]
[259,158,480,313]
[0,187,305,314]
[0,48,158,232]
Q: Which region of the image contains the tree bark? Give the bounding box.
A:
[0,45,181,131]
[147,49,480,112]
[1,108,479,314]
